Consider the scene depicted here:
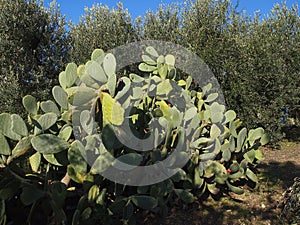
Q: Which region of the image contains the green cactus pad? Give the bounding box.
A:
[34,112,58,135]
[91,49,105,63]
[11,114,28,137]
[52,86,68,110]
[103,53,116,78]
[131,195,158,210]
[0,113,21,140]
[29,152,41,172]
[0,134,11,155]
[68,141,87,174]
[86,60,107,83]
[31,134,69,154]
[11,136,32,159]
[41,100,61,116]
[22,95,38,115]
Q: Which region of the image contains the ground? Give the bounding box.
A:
[140,140,300,225]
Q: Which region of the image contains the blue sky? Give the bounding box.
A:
[44,0,299,23]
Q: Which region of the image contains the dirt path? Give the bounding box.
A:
[141,142,300,225]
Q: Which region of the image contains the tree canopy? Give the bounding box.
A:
[0,0,70,115]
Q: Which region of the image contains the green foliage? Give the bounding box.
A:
[0,46,269,224]
[2,0,299,223]
[57,0,300,141]
[2,0,299,140]
[138,3,182,43]
[0,0,70,116]
[69,2,137,65]
[177,0,300,141]
[73,1,295,142]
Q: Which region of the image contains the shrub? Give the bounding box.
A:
[0,45,269,225]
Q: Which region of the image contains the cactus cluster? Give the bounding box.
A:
[0,46,269,224]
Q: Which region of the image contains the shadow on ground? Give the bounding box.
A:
[258,161,300,188]
[141,160,300,225]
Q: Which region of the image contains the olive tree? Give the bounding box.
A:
[0,0,70,115]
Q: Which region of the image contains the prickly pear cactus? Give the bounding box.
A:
[0,46,270,225]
